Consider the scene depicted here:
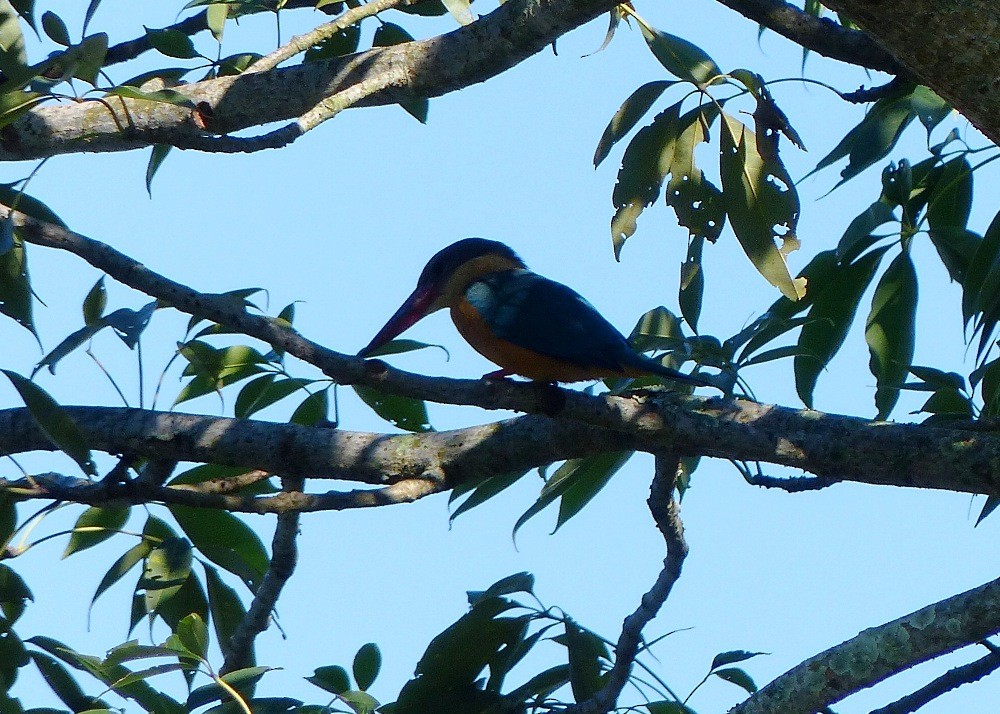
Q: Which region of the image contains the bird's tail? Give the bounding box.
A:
[620,351,714,387]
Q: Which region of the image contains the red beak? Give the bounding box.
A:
[358,285,436,357]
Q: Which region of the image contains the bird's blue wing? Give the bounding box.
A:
[465,270,631,370]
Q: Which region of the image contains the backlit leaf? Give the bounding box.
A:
[63,506,129,558]
[594,80,673,167]
[865,251,918,419]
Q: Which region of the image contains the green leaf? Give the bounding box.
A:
[680,239,704,331]
[638,21,721,87]
[711,650,767,669]
[666,106,726,248]
[809,89,918,186]
[304,24,360,62]
[795,248,888,407]
[63,506,129,558]
[448,470,528,522]
[554,451,633,531]
[2,370,95,476]
[719,112,804,300]
[144,144,171,197]
[353,385,430,432]
[33,323,104,376]
[564,622,607,701]
[105,85,195,108]
[306,665,351,695]
[467,572,535,606]
[141,537,192,615]
[169,505,268,592]
[440,0,473,25]
[836,200,897,263]
[206,2,227,41]
[513,452,631,539]
[105,301,157,348]
[30,651,101,710]
[176,613,208,660]
[594,80,674,167]
[610,102,680,257]
[90,541,152,614]
[340,689,380,714]
[186,666,272,710]
[82,276,106,325]
[372,24,427,122]
[353,643,381,691]
[40,11,69,46]
[290,386,329,426]
[0,231,36,335]
[865,251,918,419]
[144,26,198,59]
[647,702,697,714]
[0,1,27,81]
[235,375,314,418]
[926,156,973,232]
[203,564,248,661]
[714,666,758,694]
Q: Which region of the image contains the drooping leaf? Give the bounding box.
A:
[610,102,681,258]
[795,248,889,407]
[203,564,248,661]
[449,470,528,522]
[372,24,427,122]
[594,80,674,167]
[554,451,633,531]
[169,505,268,592]
[719,112,804,300]
[836,200,898,263]
[141,537,192,615]
[0,232,36,335]
[82,276,106,325]
[563,622,608,701]
[105,301,157,349]
[679,235,704,330]
[665,105,726,246]
[290,386,329,426]
[2,370,95,476]
[30,651,102,710]
[176,612,209,661]
[637,20,721,88]
[865,251,918,419]
[467,572,535,606]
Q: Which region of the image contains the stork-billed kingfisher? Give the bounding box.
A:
[358,238,709,386]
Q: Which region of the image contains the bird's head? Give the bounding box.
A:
[358,238,526,357]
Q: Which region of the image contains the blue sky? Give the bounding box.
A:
[5,1,999,712]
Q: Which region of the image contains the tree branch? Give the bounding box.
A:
[222,475,304,674]
[714,0,906,75]
[563,452,688,713]
[730,576,1000,713]
[869,645,1000,714]
[0,0,620,160]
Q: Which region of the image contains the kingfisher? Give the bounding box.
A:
[358,238,709,386]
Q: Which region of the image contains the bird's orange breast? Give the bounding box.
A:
[450,297,624,382]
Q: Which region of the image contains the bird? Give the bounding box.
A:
[358,238,711,386]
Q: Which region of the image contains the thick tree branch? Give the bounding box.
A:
[714,0,905,75]
[221,476,303,674]
[729,576,1000,713]
[1,393,1000,504]
[0,0,619,160]
[563,453,688,714]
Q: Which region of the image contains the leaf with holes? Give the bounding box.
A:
[719,112,804,300]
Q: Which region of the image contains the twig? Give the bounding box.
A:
[729,576,1000,713]
[868,645,1000,714]
[247,0,413,74]
[562,452,688,714]
[222,475,304,673]
[741,469,838,492]
[0,472,448,517]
